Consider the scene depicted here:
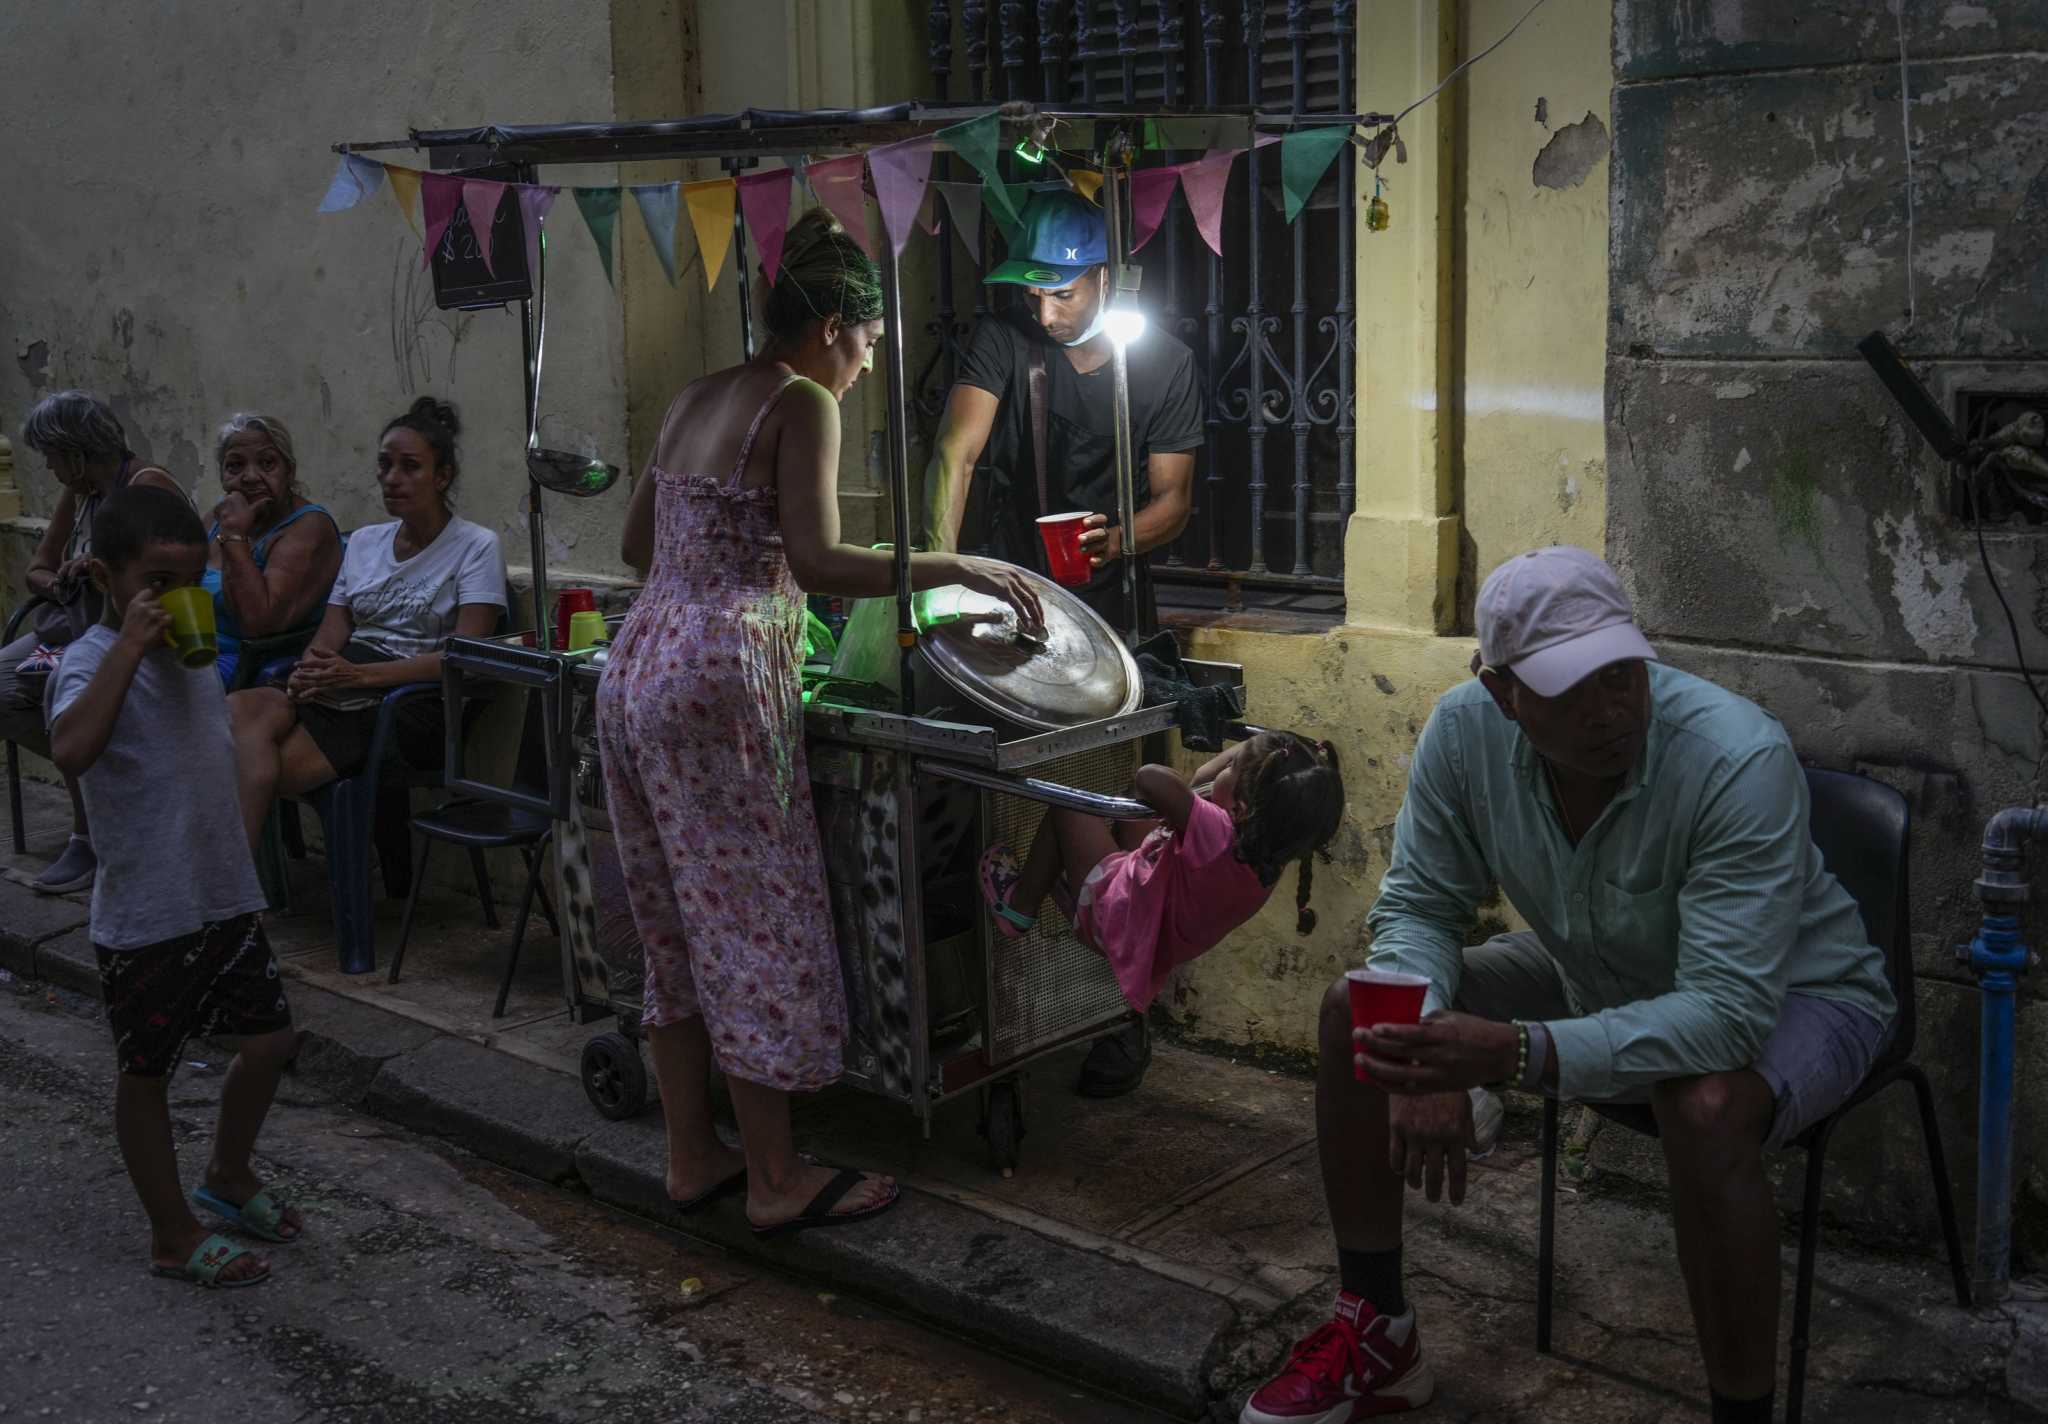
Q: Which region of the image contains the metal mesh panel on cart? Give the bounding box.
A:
[986,741,1138,1064]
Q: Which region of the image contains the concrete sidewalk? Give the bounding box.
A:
[1,777,2041,1421]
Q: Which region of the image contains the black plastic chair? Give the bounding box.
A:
[1534,766,1971,1424]
[388,806,558,1018]
[387,691,558,1018]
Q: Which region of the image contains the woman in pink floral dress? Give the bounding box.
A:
[600,211,1041,1237]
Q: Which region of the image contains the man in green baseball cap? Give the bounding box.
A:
[923,189,1206,1098]
[923,189,1205,642]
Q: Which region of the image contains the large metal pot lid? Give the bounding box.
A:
[916,568,1140,731]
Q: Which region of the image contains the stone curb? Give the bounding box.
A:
[0,874,1233,1418]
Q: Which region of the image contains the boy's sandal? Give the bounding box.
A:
[151,1233,270,1289]
[749,1167,900,1240]
[978,846,1036,940]
[193,1186,301,1244]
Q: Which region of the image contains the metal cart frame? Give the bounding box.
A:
[339,102,1314,1165]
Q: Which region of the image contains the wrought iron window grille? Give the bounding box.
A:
[917,0,1358,609]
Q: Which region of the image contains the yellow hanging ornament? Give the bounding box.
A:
[1366,175,1391,233]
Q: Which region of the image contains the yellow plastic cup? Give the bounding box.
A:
[158,586,218,669]
[567,609,608,651]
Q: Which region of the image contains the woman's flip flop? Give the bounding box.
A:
[749,1167,900,1240]
[669,1167,748,1216]
[150,1233,270,1289]
[192,1186,301,1244]
[979,846,1036,940]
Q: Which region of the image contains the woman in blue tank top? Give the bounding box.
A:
[202,414,344,686]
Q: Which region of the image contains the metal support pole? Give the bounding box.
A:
[879,232,918,713]
[518,161,549,646]
[1101,146,1140,646]
[727,157,756,359]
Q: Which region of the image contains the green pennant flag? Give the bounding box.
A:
[938,112,1022,234]
[1280,126,1354,223]
[985,178,1028,243]
[572,186,622,286]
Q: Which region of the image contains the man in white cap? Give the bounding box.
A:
[1241,546,1896,1424]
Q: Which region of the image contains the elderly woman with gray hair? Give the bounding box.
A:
[9,391,184,893]
[201,414,342,688]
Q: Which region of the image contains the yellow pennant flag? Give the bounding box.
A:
[385,166,423,238]
[683,178,737,290]
[1069,168,1104,204]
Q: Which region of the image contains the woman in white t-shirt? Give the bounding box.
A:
[228,397,507,845]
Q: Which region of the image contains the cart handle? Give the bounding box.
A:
[925,762,1159,820]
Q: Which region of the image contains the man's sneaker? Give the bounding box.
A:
[1240,1291,1433,1423]
[33,835,96,895]
[1469,1086,1505,1159]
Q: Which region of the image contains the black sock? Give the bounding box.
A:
[1709,1387,1773,1424]
[1337,1246,1406,1317]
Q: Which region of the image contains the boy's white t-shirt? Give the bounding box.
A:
[50,626,267,950]
[330,516,508,658]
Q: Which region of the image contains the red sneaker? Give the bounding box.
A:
[1239,1292,1433,1423]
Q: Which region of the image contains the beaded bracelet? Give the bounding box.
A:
[1509,1019,1531,1087]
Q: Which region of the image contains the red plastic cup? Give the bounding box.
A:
[1346,969,1430,1085]
[1035,512,1095,587]
[554,587,597,649]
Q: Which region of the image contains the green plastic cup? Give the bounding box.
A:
[158,586,218,669]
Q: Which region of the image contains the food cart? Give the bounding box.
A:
[328,104,1329,1169]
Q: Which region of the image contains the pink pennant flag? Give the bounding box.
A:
[419,173,463,269]
[1130,166,1182,255]
[461,180,508,275]
[737,168,796,284]
[516,185,560,287]
[868,137,935,258]
[806,153,874,257]
[1179,149,1242,259]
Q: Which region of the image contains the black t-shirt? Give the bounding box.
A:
[956,312,1205,628]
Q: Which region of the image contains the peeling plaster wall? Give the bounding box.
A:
[1454,0,1613,628]
[0,3,627,572]
[1608,0,2048,1239]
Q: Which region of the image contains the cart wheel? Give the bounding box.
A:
[581,1032,648,1120]
[981,1079,1026,1178]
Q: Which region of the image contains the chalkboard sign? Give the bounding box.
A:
[430,163,532,311]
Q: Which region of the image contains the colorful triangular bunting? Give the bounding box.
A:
[573,186,622,286]
[317,154,386,214]
[1130,166,1180,254]
[682,178,737,290]
[806,153,874,257]
[629,182,682,286]
[461,179,508,276]
[869,137,936,258]
[1281,126,1351,222]
[383,166,422,238]
[1179,149,1240,258]
[737,168,796,284]
[419,173,462,269]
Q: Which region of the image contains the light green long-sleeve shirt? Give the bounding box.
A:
[1365,664,1895,1103]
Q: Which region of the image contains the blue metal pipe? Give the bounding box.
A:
[1965,913,2027,1301]
[1966,807,2048,1303]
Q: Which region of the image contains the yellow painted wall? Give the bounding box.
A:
[1160,0,1611,1052]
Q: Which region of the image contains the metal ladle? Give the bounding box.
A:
[526,226,621,497]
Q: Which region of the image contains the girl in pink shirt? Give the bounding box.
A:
[979,732,1345,1012]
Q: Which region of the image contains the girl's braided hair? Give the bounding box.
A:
[761,208,884,343]
[1231,731,1346,935]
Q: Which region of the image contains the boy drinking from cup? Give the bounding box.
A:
[49,485,298,1289]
